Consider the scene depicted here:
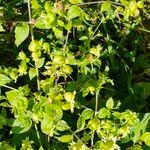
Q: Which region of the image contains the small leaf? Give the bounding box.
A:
[52,27,63,39]
[0,24,5,32]
[77,116,85,130]
[38,57,45,68]
[79,36,88,41]
[29,68,36,80]
[0,74,11,86]
[15,23,29,47]
[35,14,55,29]
[106,97,114,109]
[88,118,100,131]
[12,116,32,134]
[41,115,54,137]
[56,120,70,131]
[98,108,110,119]
[141,132,150,146]
[6,90,19,107]
[56,135,73,143]
[101,1,111,12]
[64,92,76,102]
[67,5,81,20]
[81,109,94,120]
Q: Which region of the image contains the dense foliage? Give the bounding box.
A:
[0,0,150,149]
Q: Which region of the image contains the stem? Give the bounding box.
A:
[91,133,94,147]
[34,123,42,146]
[3,20,35,24]
[139,27,150,33]
[79,1,123,6]
[47,135,50,149]
[69,129,80,141]
[27,0,34,41]
[63,30,69,51]
[95,91,99,115]
[91,19,103,40]
[27,0,40,91]
[2,85,17,90]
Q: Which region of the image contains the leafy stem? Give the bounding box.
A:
[27,0,40,91]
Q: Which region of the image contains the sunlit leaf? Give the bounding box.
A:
[0,74,11,86]
[81,108,94,120]
[29,68,36,80]
[56,134,73,143]
[15,23,29,47]
[67,5,81,20]
[106,97,114,109]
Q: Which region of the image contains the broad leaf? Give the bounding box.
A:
[98,108,110,119]
[106,97,114,109]
[67,5,81,20]
[41,115,55,136]
[141,132,150,146]
[0,74,11,86]
[29,68,36,80]
[77,116,85,130]
[6,90,19,107]
[56,120,70,131]
[81,109,94,120]
[12,115,32,134]
[15,23,29,47]
[56,135,73,143]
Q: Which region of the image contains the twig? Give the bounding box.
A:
[95,91,99,115]
[27,0,40,91]
[2,85,17,90]
[91,18,103,40]
[3,20,35,25]
[78,1,123,6]
[63,30,69,51]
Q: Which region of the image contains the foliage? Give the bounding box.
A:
[0,0,150,149]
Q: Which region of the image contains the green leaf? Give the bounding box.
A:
[29,68,36,80]
[12,115,32,134]
[132,113,150,143]
[0,74,11,86]
[38,57,45,68]
[79,36,88,41]
[52,27,63,39]
[35,14,55,29]
[15,23,29,47]
[67,5,81,20]
[101,1,111,12]
[41,115,55,136]
[81,109,94,120]
[106,97,114,109]
[77,116,85,130]
[6,90,19,107]
[64,92,76,102]
[56,120,70,131]
[69,0,82,4]
[98,108,110,119]
[0,24,5,32]
[141,132,150,146]
[56,135,73,143]
[88,118,100,131]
